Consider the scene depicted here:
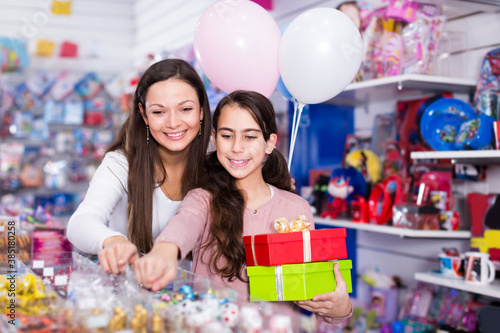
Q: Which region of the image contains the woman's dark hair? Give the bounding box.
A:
[201,90,293,282]
[106,58,212,253]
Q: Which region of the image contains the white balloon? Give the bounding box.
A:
[279,8,363,104]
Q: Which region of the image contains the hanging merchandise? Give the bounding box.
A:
[59,41,78,58]
[52,0,71,15]
[13,82,42,111]
[30,115,50,140]
[0,37,29,73]
[11,111,33,138]
[473,47,500,120]
[44,100,65,124]
[50,71,78,101]
[43,159,68,190]
[26,70,56,97]
[74,72,102,100]
[0,83,14,111]
[0,111,13,138]
[386,0,419,23]
[63,100,84,125]
[35,39,56,57]
[0,142,24,191]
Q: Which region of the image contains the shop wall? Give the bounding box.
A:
[348,8,500,302]
[0,1,137,223]
[0,0,135,74]
[132,0,384,62]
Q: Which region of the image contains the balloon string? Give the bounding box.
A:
[288,98,298,169]
[288,99,305,171]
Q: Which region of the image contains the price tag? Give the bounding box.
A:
[54,275,68,286]
[33,260,44,269]
[43,267,54,276]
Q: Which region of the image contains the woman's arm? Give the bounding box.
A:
[66,152,130,254]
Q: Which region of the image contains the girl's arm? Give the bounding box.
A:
[294,262,353,324]
[132,242,179,291]
[133,189,210,291]
[298,198,352,323]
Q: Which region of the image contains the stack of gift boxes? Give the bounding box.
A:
[244,219,353,302]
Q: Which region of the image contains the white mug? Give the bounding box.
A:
[464,252,496,285]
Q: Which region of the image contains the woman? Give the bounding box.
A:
[67,58,212,274]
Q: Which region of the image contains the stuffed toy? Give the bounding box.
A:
[321,167,368,219]
[311,174,330,215]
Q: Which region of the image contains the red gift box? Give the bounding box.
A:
[243,228,347,266]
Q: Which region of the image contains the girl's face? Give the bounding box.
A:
[213,105,276,186]
[140,78,202,155]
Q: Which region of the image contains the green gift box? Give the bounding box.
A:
[247,260,352,301]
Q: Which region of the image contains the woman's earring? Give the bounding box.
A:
[146,125,150,145]
[198,120,202,137]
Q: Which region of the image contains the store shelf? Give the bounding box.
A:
[415,271,500,299]
[411,150,500,164]
[324,74,476,106]
[314,217,471,239]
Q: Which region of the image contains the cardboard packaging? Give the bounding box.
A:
[247,260,352,301]
[243,228,347,266]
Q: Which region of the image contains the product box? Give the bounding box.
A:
[243,228,347,266]
[247,260,352,301]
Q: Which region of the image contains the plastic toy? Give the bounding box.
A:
[473,47,500,115]
[471,229,500,254]
[455,113,495,150]
[420,98,477,151]
[345,149,381,185]
[368,174,403,224]
[310,174,330,216]
[320,167,367,219]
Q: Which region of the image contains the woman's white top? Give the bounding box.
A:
[66,150,182,254]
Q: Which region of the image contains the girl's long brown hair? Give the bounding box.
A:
[201,90,293,282]
[106,59,212,253]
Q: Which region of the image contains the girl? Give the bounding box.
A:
[133,90,352,322]
[66,59,212,274]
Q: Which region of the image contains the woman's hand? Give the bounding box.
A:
[294,263,352,319]
[132,242,179,292]
[99,236,139,274]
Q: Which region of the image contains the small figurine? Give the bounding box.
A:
[321,167,367,219]
[151,313,164,333]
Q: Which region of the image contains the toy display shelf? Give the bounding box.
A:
[411,150,500,164]
[314,217,471,239]
[414,271,500,299]
[323,74,476,106]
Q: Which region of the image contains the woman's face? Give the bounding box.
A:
[213,105,276,186]
[140,78,202,154]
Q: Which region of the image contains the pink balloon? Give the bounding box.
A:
[193,0,280,98]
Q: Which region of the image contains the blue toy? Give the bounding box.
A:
[321,167,368,219]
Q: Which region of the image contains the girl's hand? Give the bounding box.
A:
[294,263,352,318]
[99,236,139,275]
[132,242,179,292]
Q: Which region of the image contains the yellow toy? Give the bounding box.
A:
[471,229,500,253]
[345,149,382,185]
